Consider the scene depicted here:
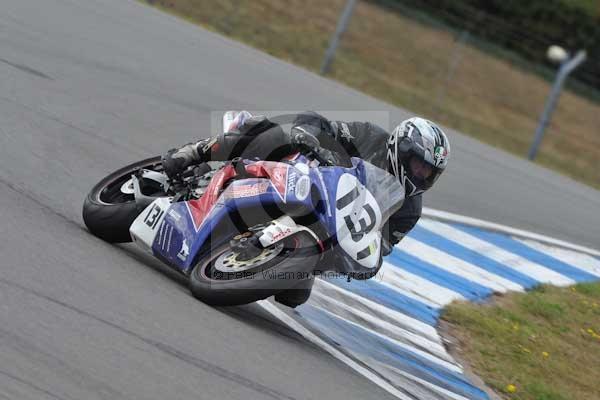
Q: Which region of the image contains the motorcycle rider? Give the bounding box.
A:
[162,111,450,306]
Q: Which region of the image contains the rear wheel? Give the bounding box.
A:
[82,156,165,243]
[189,232,320,306]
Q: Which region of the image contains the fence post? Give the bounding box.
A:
[320,0,358,75]
[436,29,470,112]
[528,50,587,160]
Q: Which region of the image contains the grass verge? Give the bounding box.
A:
[442,283,600,400]
[142,0,600,189]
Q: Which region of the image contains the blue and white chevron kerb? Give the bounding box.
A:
[261,216,600,400]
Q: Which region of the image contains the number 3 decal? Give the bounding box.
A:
[144,204,164,230]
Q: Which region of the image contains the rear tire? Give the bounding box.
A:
[82,156,163,243]
[189,232,320,306]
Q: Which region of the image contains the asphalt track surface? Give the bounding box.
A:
[0,1,599,399]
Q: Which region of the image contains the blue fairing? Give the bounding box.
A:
[151,160,316,273]
[150,156,403,276]
[310,159,368,233]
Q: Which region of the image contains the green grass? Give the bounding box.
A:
[374,0,600,104]
[142,0,600,190]
[562,0,600,15]
[443,283,600,399]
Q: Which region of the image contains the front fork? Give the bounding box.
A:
[258,215,321,250]
[229,215,324,261]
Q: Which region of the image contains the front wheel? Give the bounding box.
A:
[189,232,320,306]
[82,156,165,243]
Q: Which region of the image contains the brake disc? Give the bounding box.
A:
[213,242,284,273]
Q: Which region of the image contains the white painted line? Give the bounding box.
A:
[380,261,465,307]
[423,207,600,257]
[399,237,525,293]
[376,361,473,400]
[308,290,456,365]
[377,277,442,309]
[312,303,464,374]
[365,358,452,400]
[369,358,472,400]
[516,238,600,278]
[257,300,414,400]
[314,279,441,342]
[419,219,575,286]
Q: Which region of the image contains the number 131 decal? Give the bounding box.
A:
[335,174,382,267]
[144,204,164,230]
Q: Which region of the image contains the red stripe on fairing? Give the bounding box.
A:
[186,164,236,231]
[185,160,292,231]
[245,161,289,202]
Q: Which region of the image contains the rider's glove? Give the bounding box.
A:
[381,220,406,256]
[162,143,202,180]
[290,126,320,150]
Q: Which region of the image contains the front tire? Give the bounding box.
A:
[189,232,320,306]
[82,156,164,243]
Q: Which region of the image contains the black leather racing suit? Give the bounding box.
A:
[292,112,422,255]
[189,111,422,255]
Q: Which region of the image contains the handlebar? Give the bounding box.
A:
[308,147,336,166]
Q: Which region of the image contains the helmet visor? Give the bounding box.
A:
[405,155,443,191]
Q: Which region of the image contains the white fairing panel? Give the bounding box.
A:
[335,173,383,269]
[259,215,320,247]
[130,198,172,253]
[222,110,253,133]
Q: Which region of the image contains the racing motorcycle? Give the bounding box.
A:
[82,125,404,307]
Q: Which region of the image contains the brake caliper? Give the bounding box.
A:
[229,231,262,261]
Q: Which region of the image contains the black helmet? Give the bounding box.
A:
[387,117,450,196]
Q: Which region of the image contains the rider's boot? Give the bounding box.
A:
[274,275,315,308]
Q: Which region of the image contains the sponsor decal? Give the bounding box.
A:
[270,165,288,201]
[168,209,181,221]
[166,225,174,251]
[228,182,270,199]
[157,221,174,252]
[287,170,298,195]
[339,122,354,140]
[433,145,447,166]
[369,241,377,254]
[271,228,292,242]
[295,175,310,201]
[294,162,310,175]
[245,161,290,202]
[177,239,189,261]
